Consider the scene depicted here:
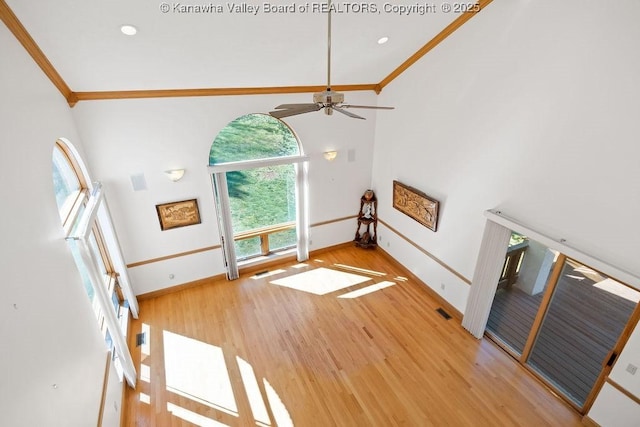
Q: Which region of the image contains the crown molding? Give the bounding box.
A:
[378,0,494,92]
[0,0,76,106]
[73,84,378,103]
[1,0,492,106]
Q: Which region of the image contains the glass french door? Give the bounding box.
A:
[486,233,640,411]
[487,235,559,356]
[526,257,639,407]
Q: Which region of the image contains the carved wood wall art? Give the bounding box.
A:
[156,199,201,231]
[392,180,439,232]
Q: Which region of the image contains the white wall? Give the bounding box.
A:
[589,321,640,426]
[71,92,377,294]
[374,0,640,291]
[588,382,639,427]
[610,322,640,398]
[5,0,638,422]
[0,24,118,427]
[371,0,640,421]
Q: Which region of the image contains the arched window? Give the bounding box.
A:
[209,114,309,279]
[52,144,84,224]
[52,139,138,386]
[210,113,300,162]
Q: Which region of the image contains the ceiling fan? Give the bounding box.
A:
[269,0,394,120]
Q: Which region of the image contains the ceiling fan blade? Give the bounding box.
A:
[273,103,320,110]
[270,1,394,122]
[332,106,365,120]
[269,104,322,119]
[341,104,395,110]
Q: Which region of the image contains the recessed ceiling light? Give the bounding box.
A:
[377,36,389,45]
[120,25,138,36]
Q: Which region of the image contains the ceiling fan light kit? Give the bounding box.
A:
[269,0,394,120]
[314,90,343,105]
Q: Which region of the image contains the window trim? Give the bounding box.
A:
[208,154,309,173]
[53,139,139,388]
[208,114,309,280]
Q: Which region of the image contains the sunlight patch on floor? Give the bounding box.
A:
[167,402,229,427]
[338,281,396,299]
[291,263,308,269]
[139,392,150,404]
[270,267,370,295]
[163,330,238,416]
[141,323,151,357]
[333,263,387,277]
[264,379,294,427]
[251,269,287,279]
[237,356,271,426]
[149,330,293,424]
[594,278,640,303]
[140,364,150,383]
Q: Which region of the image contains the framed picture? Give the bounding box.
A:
[156,198,201,231]
[392,180,439,232]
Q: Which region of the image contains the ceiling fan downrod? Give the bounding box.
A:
[327,0,332,91]
[268,0,394,120]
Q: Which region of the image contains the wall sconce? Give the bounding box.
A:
[323,150,338,161]
[164,169,185,182]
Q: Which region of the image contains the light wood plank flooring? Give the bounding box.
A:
[123,245,583,426]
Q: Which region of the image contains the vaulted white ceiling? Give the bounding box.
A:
[5,0,471,92]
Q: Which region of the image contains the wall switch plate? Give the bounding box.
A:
[626,363,637,375]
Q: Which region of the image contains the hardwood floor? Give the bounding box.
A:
[123,245,583,426]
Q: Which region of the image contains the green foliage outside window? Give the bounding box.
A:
[210,114,300,259]
[52,146,81,220]
[209,113,299,164]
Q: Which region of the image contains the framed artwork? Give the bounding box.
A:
[156,198,201,231]
[392,180,439,232]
